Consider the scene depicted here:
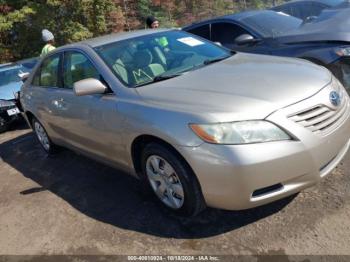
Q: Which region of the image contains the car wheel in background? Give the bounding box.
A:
[141,143,206,217]
[0,116,9,133]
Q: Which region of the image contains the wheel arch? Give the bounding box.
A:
[130,135,203,189]
[24,111,36,128]
[299,56,325,66]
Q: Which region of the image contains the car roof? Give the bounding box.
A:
[76,28,172,48]
[184,10,278,28]
[0,57,37,71]
[275,0,346,7]
[0,64,22,73]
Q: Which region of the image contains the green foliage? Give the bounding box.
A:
[137,0,152,21]
[0,5,34,32]
[0,0,116,62]
[0,0,288,63]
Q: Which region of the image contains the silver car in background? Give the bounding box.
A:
[21,29,350,216]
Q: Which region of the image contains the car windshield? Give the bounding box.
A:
[241,11,303,38]
[94,30,232,87]
[0,66,27,86]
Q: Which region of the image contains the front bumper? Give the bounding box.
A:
[0,106,20,130]
[176,86,350,210]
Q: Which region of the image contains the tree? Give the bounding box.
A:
[0,0,117,62]
[0,0,289,63]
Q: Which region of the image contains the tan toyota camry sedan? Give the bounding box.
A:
[21,29,350,216]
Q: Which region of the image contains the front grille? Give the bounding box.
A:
[288,92,349,135]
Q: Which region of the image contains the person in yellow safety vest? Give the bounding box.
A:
[40,29,56,57]
[146,16,169,48]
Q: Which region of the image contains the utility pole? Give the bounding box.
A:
[242,0,247,9]
[123,0,131,31]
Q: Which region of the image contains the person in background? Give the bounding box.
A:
[146,16,159,29]
[41,29,56,57]
[146,16,168,50]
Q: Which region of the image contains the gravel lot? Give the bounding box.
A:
[0,121,350,257]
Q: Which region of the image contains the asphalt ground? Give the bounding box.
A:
[0,121,350,259]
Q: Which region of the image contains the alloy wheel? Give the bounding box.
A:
[34,121,50,152]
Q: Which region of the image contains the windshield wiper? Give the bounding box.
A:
[203,55,231,65]
[153,73,183,82]
[134,73,183,87]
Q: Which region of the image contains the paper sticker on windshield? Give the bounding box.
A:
[177,37,204,47]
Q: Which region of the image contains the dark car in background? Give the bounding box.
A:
[271,0,350,21]
[0,57,37,132]
[183,9,350,91]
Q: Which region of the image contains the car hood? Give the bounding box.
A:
[278,9,350,44]
[0,81,22,100]
[136,53,331,121]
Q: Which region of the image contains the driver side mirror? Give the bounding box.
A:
[304,16,317,24]
[73,78,107,96]
[234,34,259,46]
[18,72,30,82]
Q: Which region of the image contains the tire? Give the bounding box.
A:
[141,143,206,217]
[0,116,9,133]
[32,117,57,155]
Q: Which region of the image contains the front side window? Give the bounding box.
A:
[187,24,210,40]
[63,51,100,89]
[95,30,231,88]
[33,54,60,87]
[211,22,250,44]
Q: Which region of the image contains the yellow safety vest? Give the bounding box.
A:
[156,37,168,48]
[41,44,56,57]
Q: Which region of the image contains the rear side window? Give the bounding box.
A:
[211,22,249,45]
[187,24,210,40]
[63,51,100,89]
[32,54,60,87]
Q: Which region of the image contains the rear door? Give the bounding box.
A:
[29,53,63,140]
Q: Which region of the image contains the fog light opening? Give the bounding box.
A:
[252,183,284,198]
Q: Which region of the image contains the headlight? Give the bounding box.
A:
[335,47,350,57]
[190,121,291,144]
[0,100,15,108]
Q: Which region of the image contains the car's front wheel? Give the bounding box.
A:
[32,118,56,154]
[141,143,205,217]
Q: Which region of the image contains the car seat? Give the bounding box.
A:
[131,50,165,85]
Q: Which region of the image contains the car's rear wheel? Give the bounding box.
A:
[141,143,205,217]
[32,118,56,154]
[0,116,9,133]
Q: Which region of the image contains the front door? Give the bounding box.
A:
[48,51,126,165]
